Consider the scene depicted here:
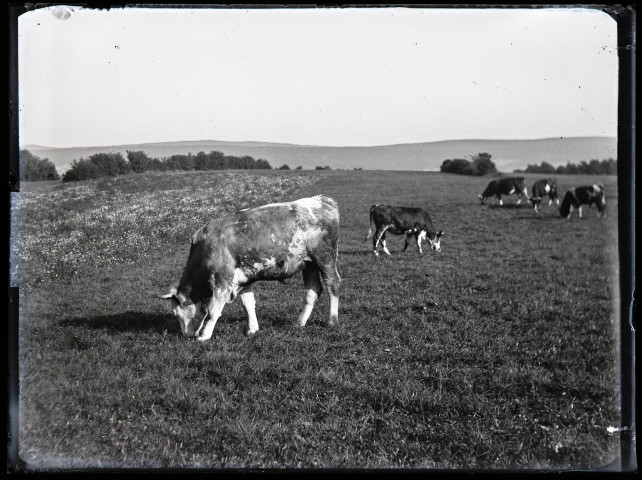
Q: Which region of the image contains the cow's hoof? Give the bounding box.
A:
[246,329,258,336]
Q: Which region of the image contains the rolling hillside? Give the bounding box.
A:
[22,137,617,173]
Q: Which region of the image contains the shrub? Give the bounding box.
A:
[127,150,164,173]
[21,150,60,181]
[441,153,497,176]
[471,153,497,176]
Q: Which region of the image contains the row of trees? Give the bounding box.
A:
[61,150,274,182]
[516,158,617,175]
[18,149,618,182]
[440,153,498,176]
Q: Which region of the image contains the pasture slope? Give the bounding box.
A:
[11,170,620,471]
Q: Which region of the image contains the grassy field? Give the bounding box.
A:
[10,170,621,471]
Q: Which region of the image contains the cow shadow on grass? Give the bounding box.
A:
[59,311,179,335]
[486,203,531,210]
[514,213,563,221]
[57,309,286,336]
[342,249,378,257]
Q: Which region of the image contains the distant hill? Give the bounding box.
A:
[22,137,617,174]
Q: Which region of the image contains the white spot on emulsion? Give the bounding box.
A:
[51,6,78,20]
[508,188,516,194]
[544,184,551,194]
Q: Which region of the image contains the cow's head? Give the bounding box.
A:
[530,196,542,210]
[428,230,444,252]
[158,288,203,336]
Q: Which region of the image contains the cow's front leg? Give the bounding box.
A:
[498,195,503,206]
[239,288,259,335]
[197,293,227,341]
[298,264,323,327]
[403,233,412,252]
[578,206,583,218]
[415,230,426,254]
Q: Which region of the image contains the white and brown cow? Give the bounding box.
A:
[479,177,529,205]
[559,184,606,219]
[364,204,444,256]
[530,178,560,212]
[159,195,341,341]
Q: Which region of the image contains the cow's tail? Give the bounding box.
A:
[364,205,376,240]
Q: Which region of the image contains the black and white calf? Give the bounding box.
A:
[479,177,529,205]
[365,204,444,256]
[559,184,606,219]
[530,178,560,212]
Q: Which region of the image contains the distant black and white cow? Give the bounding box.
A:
[559,184,606,219]
[364,204,444,256]
[530,178,560,212]
[479,177,529,205]
[159,195,341,341]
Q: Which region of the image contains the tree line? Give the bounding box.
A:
[19,149,274,182]
[515,158,617,175]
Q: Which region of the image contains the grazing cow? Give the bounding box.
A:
[559,184,606,219]
[479,177,529,205]
[530,178,560,212]
[159,195,341,341]
[365,204,444,256]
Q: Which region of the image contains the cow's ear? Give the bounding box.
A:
[438,230,444,237]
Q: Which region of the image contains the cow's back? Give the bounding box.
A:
[372,205,433,231]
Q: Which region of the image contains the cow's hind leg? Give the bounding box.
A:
[381,235,391,255]
[372,229,382,255]
[298,263,323,327]
[373,227,389,255]
[239,287,259,335]
[320,261,341,327]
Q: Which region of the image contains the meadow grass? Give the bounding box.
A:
[11,170,621,470]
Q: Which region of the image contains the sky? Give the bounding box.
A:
[17,6,619,148]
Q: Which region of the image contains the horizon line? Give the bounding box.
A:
[21,135,617,151]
